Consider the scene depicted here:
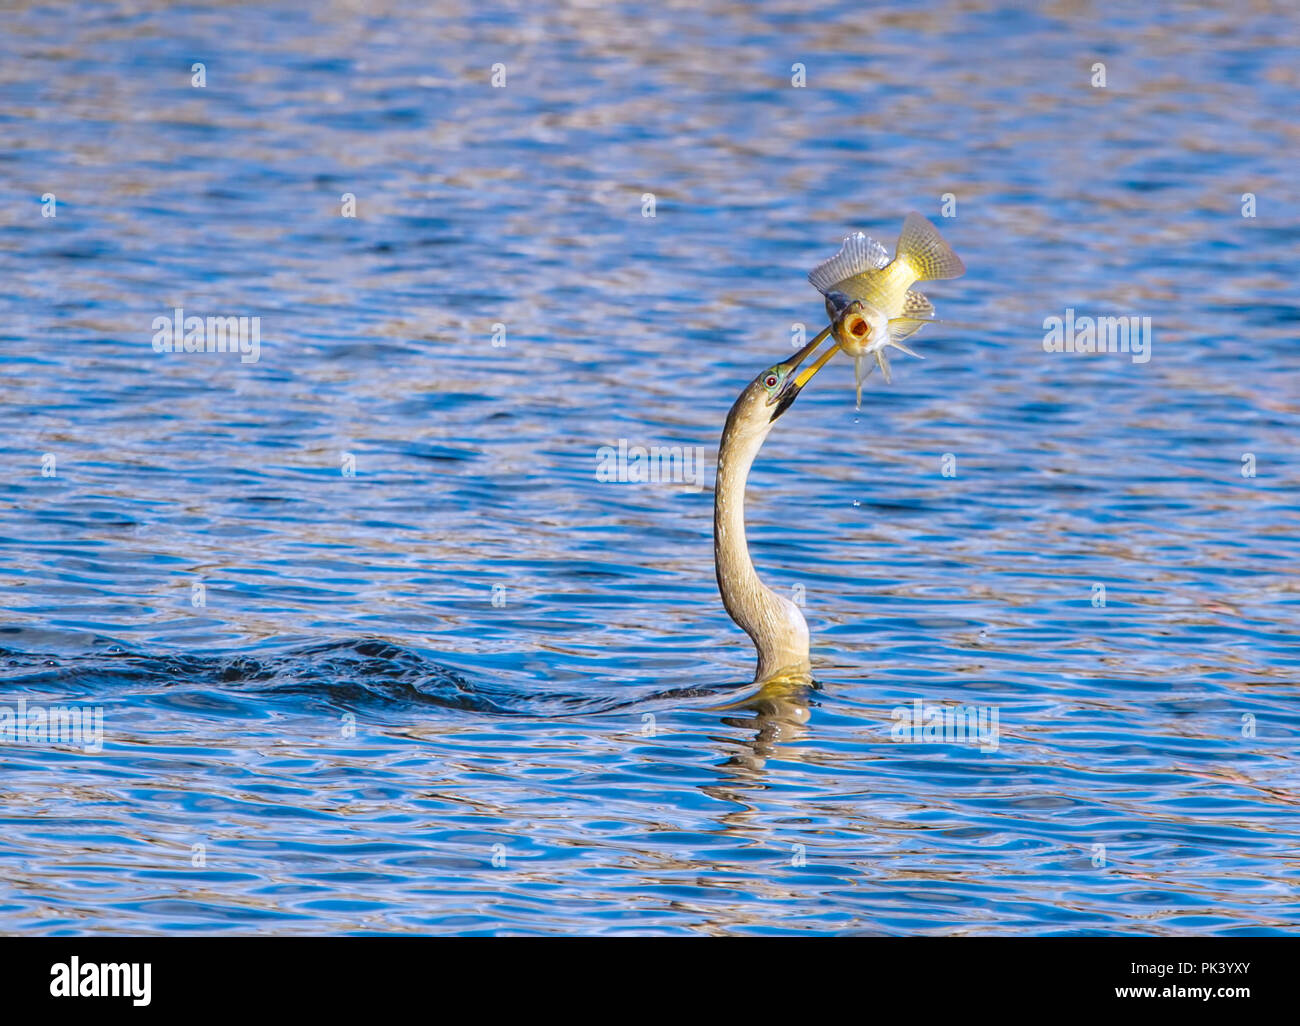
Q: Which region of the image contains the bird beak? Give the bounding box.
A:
[769,324,842,421]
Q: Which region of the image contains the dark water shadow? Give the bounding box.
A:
[0,638,767,720]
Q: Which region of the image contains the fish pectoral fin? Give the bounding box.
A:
[888,316,933,344]
[808,231,891,295]
[876,350,892,384]
[895,211,965,281]
[886,338,924,359]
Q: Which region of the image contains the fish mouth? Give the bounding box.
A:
[828,297,881,355]
[838,307,872,345]
[768,324,841,421]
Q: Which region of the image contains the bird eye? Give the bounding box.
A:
[764,374,779,389]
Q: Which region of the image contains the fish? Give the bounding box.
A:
[808,212,964,406]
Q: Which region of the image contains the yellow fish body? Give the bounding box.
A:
[808,212,964,403]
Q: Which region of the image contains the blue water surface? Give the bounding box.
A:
[0,0,1297,935]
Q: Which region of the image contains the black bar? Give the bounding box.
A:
[0,936,1291,1014]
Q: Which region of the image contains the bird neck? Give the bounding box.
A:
[713,403,811,683]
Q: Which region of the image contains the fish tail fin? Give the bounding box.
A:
[895,211,965,281]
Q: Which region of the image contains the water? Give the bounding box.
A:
[1,0,1298,935]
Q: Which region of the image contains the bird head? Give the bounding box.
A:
[727,328,840,441]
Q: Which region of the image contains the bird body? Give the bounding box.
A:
[714,387,811,682]
[712,330,835,682]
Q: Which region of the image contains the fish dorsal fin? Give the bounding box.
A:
[808,231,890,294]
[903,289,934,319]
[895,212,965,281]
